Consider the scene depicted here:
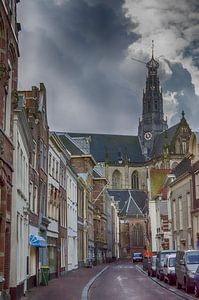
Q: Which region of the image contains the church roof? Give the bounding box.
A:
[68,133,145,164]
[108,190,148,217]
[172,157,191,178]
[152,123,180,157]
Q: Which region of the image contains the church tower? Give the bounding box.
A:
[138,41,168,159]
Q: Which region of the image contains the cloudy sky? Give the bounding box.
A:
[18,0,199,135]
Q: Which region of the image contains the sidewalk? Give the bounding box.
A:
[21,265,108,300]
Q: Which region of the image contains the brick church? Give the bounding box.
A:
[58,45,192,257]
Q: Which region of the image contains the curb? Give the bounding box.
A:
[136,265,196,300]
[81,266,109,300]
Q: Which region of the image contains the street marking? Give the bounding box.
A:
[81,266,109,300]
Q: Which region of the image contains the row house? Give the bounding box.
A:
[0,1,20,298]
[77,174,89,267]
[148,168,170,252]
[161,132,199,252]
[105,192,120,261]
[47,134,60,279]
[92,170,108,264]
[168,158,192,251]
[57,133,96,264]
[10,96,32,299]
[66,159,78,271]
[189,132,199,249]
[19,84,50,295]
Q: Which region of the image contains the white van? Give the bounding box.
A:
[163,253,176,285]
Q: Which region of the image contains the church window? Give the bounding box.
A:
[132,171,139,190]
[175,140,180,154]
[132,223,144,247]
[182,141,186,154]
[112,170,122,189]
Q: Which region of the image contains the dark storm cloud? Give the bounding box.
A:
[18,0,142,134]
[18,0,199,134]
[162,61,199,130]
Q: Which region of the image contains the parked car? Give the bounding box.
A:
[163,253,176,285]
[148,255,157,277]
[156,250,176,281]
[176,250,199,293]
[132,252,143,263]
[194,265,199,297]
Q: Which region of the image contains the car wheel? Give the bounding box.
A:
[176,279,181,289]
[195,284,199,298]
[156,273,159,279]
[159,274,164,281]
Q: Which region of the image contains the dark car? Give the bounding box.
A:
[148,255,157,277]
[176,250,199,293]
[132,252,143,263]
[194,265,199,297]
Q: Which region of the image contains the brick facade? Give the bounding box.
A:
[0,1,20,297]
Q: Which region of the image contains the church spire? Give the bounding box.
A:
[138,42,168,159]
[152,40,154,58]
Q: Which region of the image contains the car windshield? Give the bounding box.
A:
[186,252,199,264]
[161,253,170,262]
[169,257,176,267]
[134,253,142,257]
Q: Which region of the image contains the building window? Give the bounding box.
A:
[43,145,47,172]
[49,153,52,175]
[32,140,37,169]
[173,200,177,231]
[179,196,183,230]
[181,141,187,154]
[29,181,33,211]
[132,223,144,247]
[196,173,199,200]
[132,171,139,190]
[34,186,38,214]
[187,192,191,228]
[112,170,122,189]
[40,141,43,168]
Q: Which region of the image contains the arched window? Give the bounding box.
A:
[132,224,144,247]
[132,171,139,190]
[112,170,122,189]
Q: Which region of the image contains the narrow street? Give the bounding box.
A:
[89,261,193,300]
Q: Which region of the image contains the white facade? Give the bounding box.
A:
[10,108,31,294]
[67,167,78,271]
[149,200,157,252]
[47,139,60,274]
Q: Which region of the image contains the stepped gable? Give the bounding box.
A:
[68,132,145,163]
[108,190,148,217]
[152,123,179,158]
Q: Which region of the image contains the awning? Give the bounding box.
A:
[29,234,47,248]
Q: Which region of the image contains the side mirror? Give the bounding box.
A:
[180,259,185,265]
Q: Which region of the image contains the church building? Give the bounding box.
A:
[57,44,192,257]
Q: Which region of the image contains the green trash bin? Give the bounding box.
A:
[40,266,49,286]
